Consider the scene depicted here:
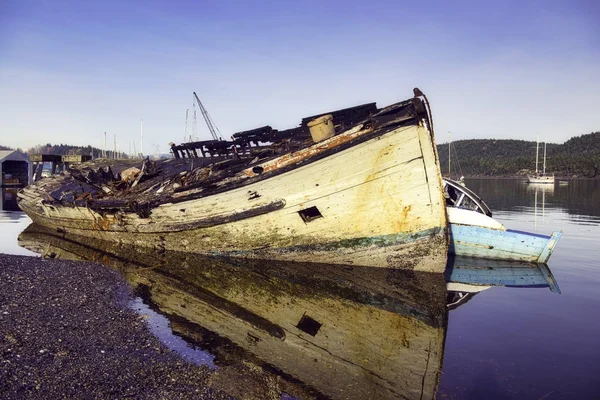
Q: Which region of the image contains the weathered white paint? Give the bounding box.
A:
[19,122,448,270]
[446,207,505,230]
[446,282,491,293]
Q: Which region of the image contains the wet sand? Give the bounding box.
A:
[0,253,235,400]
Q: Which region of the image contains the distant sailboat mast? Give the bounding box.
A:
[527,134,554,184]
[535,133,540,176]
[448,131,451,178]
[543,142,547,176]
[184,109,189,143]
[192,102,198,142]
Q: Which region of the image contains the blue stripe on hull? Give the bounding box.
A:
[449,224,562,263]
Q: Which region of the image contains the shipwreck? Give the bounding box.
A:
[18,89,448,271]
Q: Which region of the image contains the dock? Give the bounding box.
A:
[1,152,95,187]
[30,154,92,182]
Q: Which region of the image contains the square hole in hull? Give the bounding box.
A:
[298,206,323,223]
[297,314,322,336]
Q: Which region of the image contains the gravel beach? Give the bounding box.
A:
[0,253,236,400]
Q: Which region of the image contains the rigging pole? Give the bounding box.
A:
[140,119,144,158]
[448,131,451,178]
[192,102,197,142]
[535,134,540,175]
[193,92,221,141]
[184,109,189,143]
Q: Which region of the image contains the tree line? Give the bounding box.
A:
[0,144,129,160]
[438,132,600,178]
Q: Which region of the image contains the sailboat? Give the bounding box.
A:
[527,135,554,184]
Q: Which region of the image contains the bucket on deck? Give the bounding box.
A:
[307,114,335,142]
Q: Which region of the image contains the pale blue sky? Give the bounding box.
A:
[1,0,598,153]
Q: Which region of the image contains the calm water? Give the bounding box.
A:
[0,188,37,256]
[439,179,600,399]
[2,180,600,399]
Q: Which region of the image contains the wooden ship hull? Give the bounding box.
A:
[18,225,449,400]
[18,94,448,271]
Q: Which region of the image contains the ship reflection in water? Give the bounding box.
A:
[18,224,560,400]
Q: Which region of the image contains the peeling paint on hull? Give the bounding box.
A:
[19,116,448,270]
[449,224,562,263]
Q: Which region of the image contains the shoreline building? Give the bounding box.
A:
[0,150,32,187]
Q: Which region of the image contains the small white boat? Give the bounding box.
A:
[527,136,554,184]
[443,178,561,263]
[528,175,555,184]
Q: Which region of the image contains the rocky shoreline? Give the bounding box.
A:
[0,253,235,400]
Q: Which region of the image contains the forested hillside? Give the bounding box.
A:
[438,132,600,178]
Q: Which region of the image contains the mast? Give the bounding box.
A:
[192,102,197,141]
[103,132,106,158]
[184,109,189,142]
[140,119,144,157]
[448,131,451,178]
[535,134,540,175]
[193,92,221,141]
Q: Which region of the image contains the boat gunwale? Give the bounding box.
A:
[166,108,424,205]
[19,99,429,213]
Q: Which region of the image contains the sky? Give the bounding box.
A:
[0,0,599,153]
